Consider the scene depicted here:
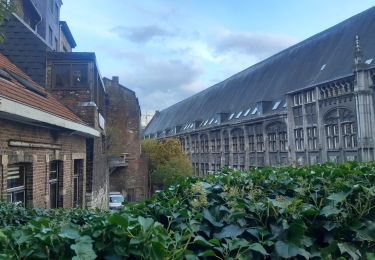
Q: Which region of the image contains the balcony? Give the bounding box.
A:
[109,153,129,173]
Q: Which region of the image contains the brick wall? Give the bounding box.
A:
[0,118,87,209]
[104,77,149,201]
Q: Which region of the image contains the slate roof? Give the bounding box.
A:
[0,53,85,124]
[144,6,375,136]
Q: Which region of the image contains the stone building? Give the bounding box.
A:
[144,7,375,175]
[0,53,99,208]
[104,76,148,201]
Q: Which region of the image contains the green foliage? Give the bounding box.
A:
[142,138,193,188]
[0,0,14,42]
[1,161,375,259]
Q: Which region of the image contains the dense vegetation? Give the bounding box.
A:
[142,138,193,189]
[1,161,375,259]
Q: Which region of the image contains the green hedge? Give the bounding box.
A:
[1,161,375,259]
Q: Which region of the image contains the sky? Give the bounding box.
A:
[60,1,375,118]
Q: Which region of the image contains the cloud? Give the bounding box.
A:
[212,29,296,58]
[111,25,174,43]
[121,58,203,111]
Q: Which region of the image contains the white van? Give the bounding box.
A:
[109,192,125,210]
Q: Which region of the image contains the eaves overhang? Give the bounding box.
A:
[0,95,100,137]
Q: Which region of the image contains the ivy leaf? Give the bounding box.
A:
[338,243,361,260]
[59,224,80,240]
[320,205,342,217]
[249,243,269,256]
[138,216,154,231]
[275,241,310,259]
[71,236,97,260]
[108,213,128,228]
[202,208,223,227]
[327,191,351,203]
[215,224,243,239]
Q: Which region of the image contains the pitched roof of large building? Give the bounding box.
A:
[144,6,375,136]
[0,53,99,137]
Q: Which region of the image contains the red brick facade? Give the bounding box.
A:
[0,118,87,208]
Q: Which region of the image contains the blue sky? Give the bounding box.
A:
[61,1,374,116]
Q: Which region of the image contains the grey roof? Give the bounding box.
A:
[144,6,375,136]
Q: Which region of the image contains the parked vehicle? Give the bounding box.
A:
[109,192,124,210]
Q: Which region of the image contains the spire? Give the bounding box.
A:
[354,35,363,65]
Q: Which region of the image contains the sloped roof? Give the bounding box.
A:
[144,6,375,136]
[0,53,84,124]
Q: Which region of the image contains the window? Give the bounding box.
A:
[6,165,25,204]
[251,107,258,115]
[305,90,316,103]
[73,160,83,207]
[305,104,317,124]
[53,64,89,88]
[342,122,357,148]
[293,107,303,126]
[248,135,255,151]
[293,93,303,106]
[244,108,251,116]
[211,139,215,152]
[256,134,264,151]
[232,137,238,152]
[49,161,61,208]
[294,128,304,151]
[279,132,288,151]
[307,127,318,149]
[268,133,277,151]
[272,101,281,110]
[224,138,229,153]
[235,111,242,118]
[54,37,58,51]
[228,113,235,120]
[216,139,221,152]
[326,124,339,149]
[49,26,53,46]
[239,136,244,151]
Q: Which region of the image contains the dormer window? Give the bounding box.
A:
[305,90,316,103]
[244,108,251,116]
[293,93,303,106]
[235,111,242,118]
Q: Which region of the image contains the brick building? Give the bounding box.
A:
[144,7,375,173]
[0,54,99,208]
[104,77,148,201]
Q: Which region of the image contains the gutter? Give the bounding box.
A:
[0,96,100,137]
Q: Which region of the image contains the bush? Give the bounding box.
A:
[1,161,375,259]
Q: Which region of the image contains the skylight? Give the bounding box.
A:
[243,108,251,116]
[251,107,258,115]
[228,113,235,120]
[365,58,373,65]
[283,102,287,108]
[209,118,214,124]
[214,119,218,124]
[203,120,209,126]
[320,64,326,71]
[272,101,281,110]
[235,111,242,118]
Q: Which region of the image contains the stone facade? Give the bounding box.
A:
[104,77,148,201]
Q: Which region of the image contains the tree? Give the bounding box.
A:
[0,0,14,41]
[141,138,193,190]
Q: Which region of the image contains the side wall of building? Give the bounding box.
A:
[104,77,148,201]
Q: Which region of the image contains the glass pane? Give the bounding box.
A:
[54,64,70,88]
[50,161,58,180]
[13,190,25,204]
[72,64,88,87]
[73,177,79,206]
[50,182,58,208]
[7,165,25,189]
